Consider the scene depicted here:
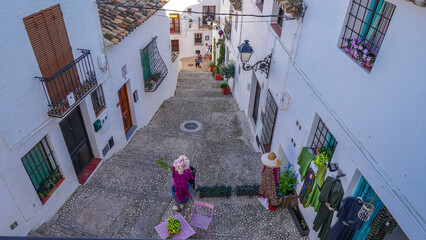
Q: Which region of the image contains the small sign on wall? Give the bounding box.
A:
[67,92,75,106]
[205,35,209,41]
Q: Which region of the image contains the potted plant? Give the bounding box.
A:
[314,147,332,167]
[220,82,231,95]
[288,205,310,237]
[213,67,223,80]
[343,37,376,70]
[145,81,154,91]
[209,61,216,72]
[219,62,235,81]
[277,166,298,208]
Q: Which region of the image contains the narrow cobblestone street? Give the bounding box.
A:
[31,64,307,239]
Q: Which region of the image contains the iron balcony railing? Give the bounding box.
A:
[35,49,97,118]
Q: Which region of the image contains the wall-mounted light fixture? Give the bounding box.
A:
[238,40,272,78]
[189,18,193,28]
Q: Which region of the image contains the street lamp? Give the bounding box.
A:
[238,40,272,78]
[188,18,193,28]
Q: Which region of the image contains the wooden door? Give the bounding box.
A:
[252,81,261,124]
[118,84,132,133]
[171,40,179,52]
[60,107,93,176]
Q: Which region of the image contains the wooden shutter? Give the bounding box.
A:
[23,4,78,104]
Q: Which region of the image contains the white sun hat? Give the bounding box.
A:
[261,152,282,168]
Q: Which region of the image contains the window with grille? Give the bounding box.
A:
[169,13,180,34]
[21,137,63,202]
[340,0,396,71]
[202,6,216,25]
[91,85,106,116]
[311,118,338,154]
[259,90,278,153]
[194,33,203,45]
[140,36,168,92]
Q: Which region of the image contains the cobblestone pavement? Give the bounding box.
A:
[31,67,309,239]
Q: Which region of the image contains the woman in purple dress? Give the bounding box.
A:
[172,156,194,211]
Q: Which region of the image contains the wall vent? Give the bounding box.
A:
[10,221,18,230]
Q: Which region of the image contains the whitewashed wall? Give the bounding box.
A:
[0,0,178,236]
[165,0,221,58]
[0,0,105,235]
[222,0,424,239]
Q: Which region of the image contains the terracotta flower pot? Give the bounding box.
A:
[221,88,231,95]
[268,202,280,211]
[210,67,216,72]
[215,74,223,80]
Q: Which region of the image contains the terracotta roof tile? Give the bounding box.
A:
[97,0,169,44]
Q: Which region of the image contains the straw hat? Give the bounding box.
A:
[173,155,190,174]
[261,152,282,168]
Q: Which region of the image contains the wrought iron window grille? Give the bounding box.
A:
[35,49,98,118]
[339,0,396,71]
[91,85,106,116]
[311,118,338,154]
[259,89,279,153]
[21,137,63,202]
[140,36,168,92]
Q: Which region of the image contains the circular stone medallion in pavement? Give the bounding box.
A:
[180,120,202,133]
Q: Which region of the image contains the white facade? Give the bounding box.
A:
[0,0,177,236]
[220,0,425,239]
[165,0,221,58]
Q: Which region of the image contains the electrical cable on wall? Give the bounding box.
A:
[96,0,302,19]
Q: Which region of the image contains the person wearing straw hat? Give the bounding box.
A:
[258,152,283,209]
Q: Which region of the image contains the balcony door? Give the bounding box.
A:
[23,4,79,103]
[60,107,93,176]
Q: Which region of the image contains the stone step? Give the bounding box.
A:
[27,231,45,237]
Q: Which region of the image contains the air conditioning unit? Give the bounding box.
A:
[97,53,107,70]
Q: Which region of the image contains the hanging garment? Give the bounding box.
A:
[313,177,344,240]
[297,147,315,179]
[299,168,316,207]
[352,176,384,240]
[306,164,327,211]
[172,167,195,202]
[326,197,364,240]
[366,206,397,240]
[259,166,283,206]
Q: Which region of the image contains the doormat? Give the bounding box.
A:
[78,158,102,184]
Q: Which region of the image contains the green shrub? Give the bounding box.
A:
[209,61,216,67]
[219,62,235,79]
[220,82,229,89]
[277,168,298,196]
[217,41,225,66]
[212,67,218,77]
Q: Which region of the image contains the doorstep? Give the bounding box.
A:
[78,158,102,184]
